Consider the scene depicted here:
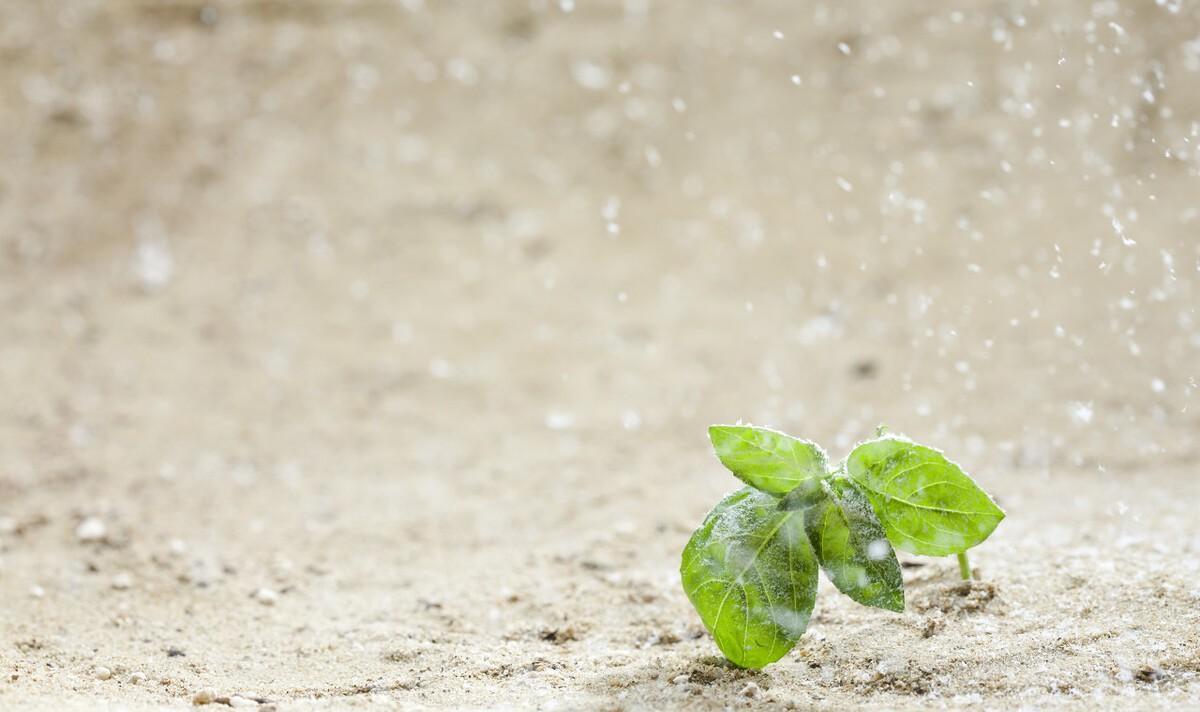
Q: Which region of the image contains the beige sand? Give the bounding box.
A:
[2,1,1198,709]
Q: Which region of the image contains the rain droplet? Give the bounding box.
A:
[545,410,576,431]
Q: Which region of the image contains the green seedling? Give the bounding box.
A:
[680,424,1005,669]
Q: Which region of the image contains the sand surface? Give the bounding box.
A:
[2,1,1199,710]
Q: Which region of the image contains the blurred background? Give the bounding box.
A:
[1,1,1198,708]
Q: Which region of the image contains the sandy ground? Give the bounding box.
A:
[2,1,1200,709]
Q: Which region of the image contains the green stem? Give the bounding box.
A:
[956,552,972,581]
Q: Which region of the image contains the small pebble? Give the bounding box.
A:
[739,681,761,698]
[670,673,690,685]
[29,585,45,598]
[192,688,216,705]
[111,572,133,590]
[76,517,107,542]
[94,666,112,681]
[229,695,258,708]
[253,588,278,606]
[129,671,147,684]
[1135,664,1163,682]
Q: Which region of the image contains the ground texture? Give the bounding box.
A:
[2,1,1199,710]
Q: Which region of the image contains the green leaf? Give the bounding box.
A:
[708,425,828,495]
[845,436,1005,556]
[680,487,818,669]
[804,478,904,612]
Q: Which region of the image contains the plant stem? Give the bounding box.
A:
[956,552,972,581]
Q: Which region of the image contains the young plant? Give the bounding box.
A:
[680,424,1004,669]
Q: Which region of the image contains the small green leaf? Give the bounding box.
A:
[846,436,1005,556]
[804,478,904,612]
[680,487,819,669]
[708,425,828,495]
